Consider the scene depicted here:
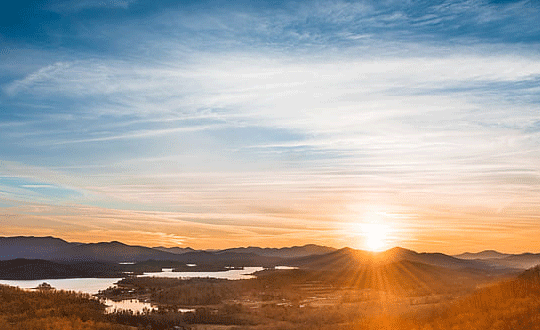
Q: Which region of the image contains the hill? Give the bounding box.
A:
[152,246,196,254]
[287,246,492,271]
[0,285,130,330]
[0,236,333,266]
[217,244,336,258]
[386,265,540,330]
[489,253,540,269]
[0,259,124,280]
[454,250,510,260]
[0,236,75,260]
[258,259,487,295]
[455,250,540,269]
[63,241,182,262]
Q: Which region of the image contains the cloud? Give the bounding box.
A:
[1,0,540,250]
[48,0,136,13]
[2,49,540,210]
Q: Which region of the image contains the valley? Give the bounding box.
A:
[1,236,533,330]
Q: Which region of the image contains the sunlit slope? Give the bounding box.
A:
[259,261,489,295]
[380,266,540,330]
[0,285,129,330]
[288,247,492,270]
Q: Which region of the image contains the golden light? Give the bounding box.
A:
[361,223,390,251]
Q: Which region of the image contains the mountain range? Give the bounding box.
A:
[1,236,539,273]
[453,249,540,269]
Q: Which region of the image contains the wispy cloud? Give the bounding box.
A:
[47,0,136,13]
[1,0,540,250]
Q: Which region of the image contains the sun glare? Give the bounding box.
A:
[362,223,389,251]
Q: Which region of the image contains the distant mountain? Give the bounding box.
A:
[0,236,190,263]
[488,253,540,270]
[287,247,493,270]
[0,236,73,260]
[454,250,510,260]
[63,241,184,262]
[0,236,285,266]
[2,236,533,271]
[454,250,540,269]
[168,251,284,268]
[218,244,337,259]
[153,246,196,254]
[0,259,124,280]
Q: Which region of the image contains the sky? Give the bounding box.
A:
[1,0,540,253]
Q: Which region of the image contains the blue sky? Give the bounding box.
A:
[1,0,540,251]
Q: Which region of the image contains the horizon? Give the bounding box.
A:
[1,235,535,255]
[1,0,540,254]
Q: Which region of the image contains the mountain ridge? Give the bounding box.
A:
[2,236,538,270]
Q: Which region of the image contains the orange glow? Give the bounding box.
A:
[362,223,390,251]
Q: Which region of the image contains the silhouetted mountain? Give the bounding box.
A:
[0,236,73,260]
[168,251,284,268]
[0,259,124,280]
[288,247,493,270]
[63,241,182,262]
[217,244,337,259]
[0,237,197,263]
[0,236,286,266]
[455,250,510,260]
[152,246,196,254]
[1,236,532,271]
[453,250,540,270]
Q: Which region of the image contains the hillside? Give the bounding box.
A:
[257,259,487,295]
[0,285,130,330]
[0,236,75,260]
[152,246,196,254]
[454,250,510,260]
[0,259,125,280]
[218,244,337,258]
[383,265,540,330]
[0,236,285,265]
[455,251,540,270]
[288,246,492,271]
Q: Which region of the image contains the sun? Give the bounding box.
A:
[362,223,389,251]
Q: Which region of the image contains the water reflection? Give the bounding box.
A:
[0,266,265,313]
[0,278,122,295]
[103,299,196,314]
[142,266,264,280]
[275,266,298,270]
[103,298,155,313]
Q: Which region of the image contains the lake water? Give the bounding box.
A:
[142,266,264,280]
[0,277,122,295]
[103,298,155,313]
[103,298,196,313]
[275,266,298,270]
[0,266,265,312]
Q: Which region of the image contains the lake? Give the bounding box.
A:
[142,266,263,280]
[0,267,263,294]
[103,299,196,314]
[0,266,265,312]
[0,277,122,295]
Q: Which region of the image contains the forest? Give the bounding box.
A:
[0,285,131,330]
[3,266,540,329]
